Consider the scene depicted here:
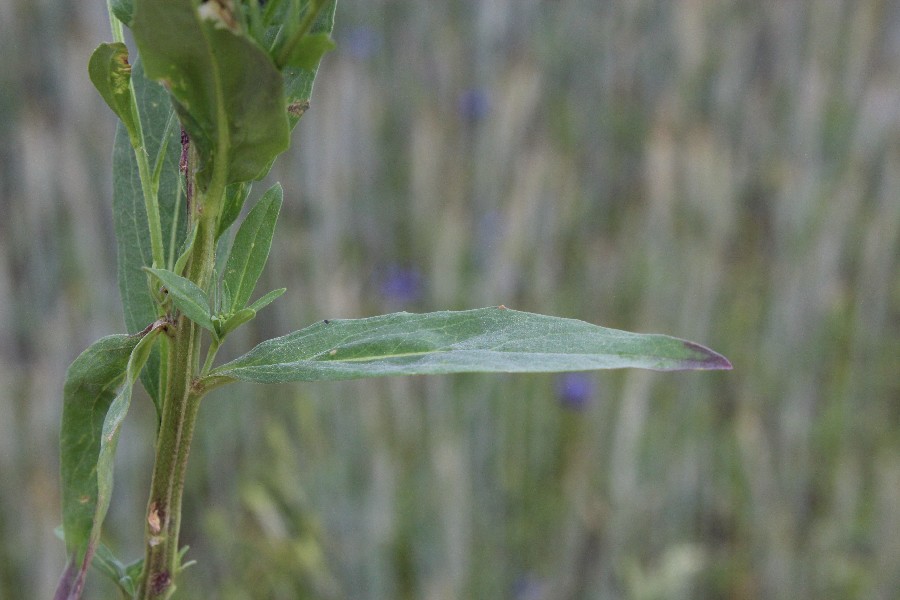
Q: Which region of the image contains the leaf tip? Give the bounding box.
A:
[681,340,732,370]
[53,558,79,600]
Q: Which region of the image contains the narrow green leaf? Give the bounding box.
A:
[133,0,289,188]
[145,268,216,333]
[172,223,198,277]
[281,32,335,70]
[113,59,186,404]
[222,184,283,313]
[88,43,139,141]
[206,308,732,385]
[217,182,252,240]
[283,0,336,130]
[58,330,159,599]
[247,288,286,313]
[152,111,180,202]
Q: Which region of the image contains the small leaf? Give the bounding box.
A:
[88,43,139,141]
[145,268,216,333]
[89,542,127,593]
[206,308,732,385]
[281,33,336,70]
[222,184,282,313]
[57,330,160,599]
[124,558,144,589]
[247,288,286,313]
[220,308,257,338]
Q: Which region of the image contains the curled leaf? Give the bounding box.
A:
[88,42,139,142]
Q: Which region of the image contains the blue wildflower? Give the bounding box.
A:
[555,372,594,411]
[458,87,491,122]
[379,264,423,305]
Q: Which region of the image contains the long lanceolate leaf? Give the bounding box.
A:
[222,184,283,313]
[206,308,732,385]
[57,329,160,600]
[114,59,186,403]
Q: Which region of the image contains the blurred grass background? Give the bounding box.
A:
[1,0,899,598]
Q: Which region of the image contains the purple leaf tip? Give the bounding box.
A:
[681,340,733,370]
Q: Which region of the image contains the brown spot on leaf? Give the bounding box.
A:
[288,100,310,118]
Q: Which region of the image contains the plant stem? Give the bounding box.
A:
[106,0,167,273]
[135,141,167,270]
[137,215,218,599]
[106,0,166,270]
[106,0,125,43]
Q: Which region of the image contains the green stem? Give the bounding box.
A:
[106,0,165,270]
[106,0,125,43]
[201,338,221,376]
[135,140,167,270]
[137,215,218,599]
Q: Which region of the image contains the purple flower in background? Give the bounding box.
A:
[555,372,594,411]
[379,264,423,305]
[458,87,491,123]
[341,26,382,60]
[512,573,546,600]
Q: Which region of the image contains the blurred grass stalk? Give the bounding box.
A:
[0,0,897,598]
